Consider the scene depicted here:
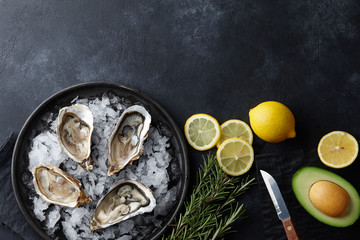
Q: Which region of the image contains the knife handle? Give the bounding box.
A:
[282,217,299,240]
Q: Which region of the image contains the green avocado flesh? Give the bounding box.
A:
[292,166,360,227]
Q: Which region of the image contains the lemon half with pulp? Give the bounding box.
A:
[216,138,254,176]
[217,119,253,148]
[184,113,221,151]
[317,131,358,168]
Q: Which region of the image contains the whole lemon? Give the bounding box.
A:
[249,101,296,143]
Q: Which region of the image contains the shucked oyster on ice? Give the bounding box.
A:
[32,164,92,207]
[108,105,151,176]
[57,104,94,170]
[90,178,156,230]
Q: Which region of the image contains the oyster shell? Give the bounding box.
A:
[90,178,156,230]
[57,104,94,170]
[32,164,92,207]
[108,105,151,176]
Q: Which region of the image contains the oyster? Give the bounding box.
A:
[108,105,151,176]
[32,164,92,207]
[57,104,94,170]
[90,178,156,230]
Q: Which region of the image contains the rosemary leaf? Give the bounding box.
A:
[163,152,255,240]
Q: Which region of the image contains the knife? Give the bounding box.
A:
[260,170,299,240]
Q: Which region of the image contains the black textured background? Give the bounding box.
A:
[1,0,360,239]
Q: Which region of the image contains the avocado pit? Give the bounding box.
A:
[309,180,349,217]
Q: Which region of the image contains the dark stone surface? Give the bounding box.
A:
[1,0,360,239]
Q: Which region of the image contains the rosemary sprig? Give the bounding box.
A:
[163,153,255,240]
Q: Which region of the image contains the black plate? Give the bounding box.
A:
[11,82,189,240]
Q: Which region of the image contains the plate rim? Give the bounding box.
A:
[11,81,189,240]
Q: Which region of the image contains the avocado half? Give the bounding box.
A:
[292,166,360,227]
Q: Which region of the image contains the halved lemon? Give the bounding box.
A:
[216,138,254,176]
[184,113,221,151]
[317,131,359,168]
[217,119,253,148]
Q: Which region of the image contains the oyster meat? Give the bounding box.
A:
[57,104,94,170]
[108,105,151,176]
[90,178,156,230]
[32,164,92,207]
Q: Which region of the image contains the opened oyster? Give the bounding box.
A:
[57,104,94,170]
[32,164,92,207]
[90,178,156,230]
[108,105,151,176]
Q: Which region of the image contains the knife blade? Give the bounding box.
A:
[260,170,299,240]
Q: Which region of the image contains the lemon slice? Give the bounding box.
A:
[216,138,254,176]
[184,113,221,151]
[217,119,253,148]
[317,131,359,168]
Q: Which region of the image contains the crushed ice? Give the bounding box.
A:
[26,93,180,240]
